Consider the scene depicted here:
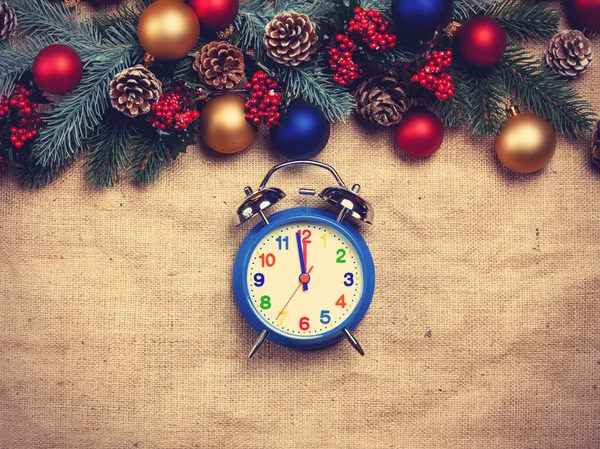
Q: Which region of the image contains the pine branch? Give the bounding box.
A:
[11,0,102,50]
[275,58,355,121]
[128,131,174,184]
[464,71,506,136]
[0,36,56,96]
[234,1,273,62]
[485,0,559,43]
[494,45,596,139]
[85,111,134,187]
[32,42,143,170]
[430,62,471,129]
[453,0,493,21]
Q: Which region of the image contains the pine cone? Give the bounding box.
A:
[109,65,162,118]
[592,121,600,166]
[354,76,409,127]
[193,41,245,90]
[545,30,593,78]
[264,12,318,66]
[0,2,17,42]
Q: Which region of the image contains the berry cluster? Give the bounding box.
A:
[244,71,282,127]
[147,86,200,132]
[412,50,455,102]
[329,37,363,87]
[0,85,42,149]
[347,7,396,51]
[329,7,394,86]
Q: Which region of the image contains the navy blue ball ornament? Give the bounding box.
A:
[270,100,331,160]
[391,0,454,39]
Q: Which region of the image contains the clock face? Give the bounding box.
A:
[245,220,365,338]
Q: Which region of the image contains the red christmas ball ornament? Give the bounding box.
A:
[32,44,83,94]
[394,110,444,158]
[189,0,239,30]
[459,16,507,68]
[564,0,600,31]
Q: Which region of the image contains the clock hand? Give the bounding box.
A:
[276,265,314,320]
[295,230,309,291]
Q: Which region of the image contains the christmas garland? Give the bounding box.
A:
[0,0,597,187]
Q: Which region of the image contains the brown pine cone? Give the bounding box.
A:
[354,76,409,127]
[592,121,600,166]
[264,12,318,66]
[545,30,593,78]
[109,65,162,118]
[0,2,16,42]
[193,41,245,90]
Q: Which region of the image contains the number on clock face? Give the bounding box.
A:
[246,222,364,337]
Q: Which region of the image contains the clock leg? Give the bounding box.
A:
[248,329,270,358]
[343,328,365,356]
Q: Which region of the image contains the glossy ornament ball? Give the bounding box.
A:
[32,44,83,94]
[270,100,331,160]
[199,94,256,154]
[495,111,556,174]
[138,0,201,61]
[189,0,239,30]
[394,109,444,158]
[564,0,600,31]
[391,0,454,39]
[459,16,507,67]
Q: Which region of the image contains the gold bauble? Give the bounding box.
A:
[138,0,200,61]
[199,95,257,154]
[495,106,556,174]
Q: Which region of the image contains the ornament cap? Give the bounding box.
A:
[445,21,462,38]
[506,104,520,117]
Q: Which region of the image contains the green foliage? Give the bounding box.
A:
[485,0,560,43]
[128,131,174,185]
[463,71,506,137]
[275,59,355,122]
[85,111,133,188]
[494,45,596,139]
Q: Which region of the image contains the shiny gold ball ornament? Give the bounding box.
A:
[495,105,556,174]
[138,0,200,61]
[199,94,257,154]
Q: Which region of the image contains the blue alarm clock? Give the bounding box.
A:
[232,161,375,358]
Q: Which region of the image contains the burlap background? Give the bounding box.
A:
[1,4,600,447]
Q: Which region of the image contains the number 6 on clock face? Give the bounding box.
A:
[233,207,375,351]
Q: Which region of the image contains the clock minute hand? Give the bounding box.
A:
[296,230,309,291]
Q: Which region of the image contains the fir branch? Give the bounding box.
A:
[32,42,144,170]
[85,111,134,187]
[234,1,273,61]
[275,58,355,121]
[464,71,506,137]
[494,45,596,139]
[11,0,102,50]
[485,0,559,43]
[0,36,55,96]
[128,131,173,184]
[430,62,471,129]
[453,0,493,21]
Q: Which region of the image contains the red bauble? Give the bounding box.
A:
[32,44,83,94]
[189,0,239,30]
[564,0,600,31]
[459,16,507,68]
[394,110,444,158]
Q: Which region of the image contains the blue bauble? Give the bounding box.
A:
[270,100,330,160]
[391,0,454,39]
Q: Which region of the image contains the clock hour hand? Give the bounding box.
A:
[295,230,309,291]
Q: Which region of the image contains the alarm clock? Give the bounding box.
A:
[232,160,375,358]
